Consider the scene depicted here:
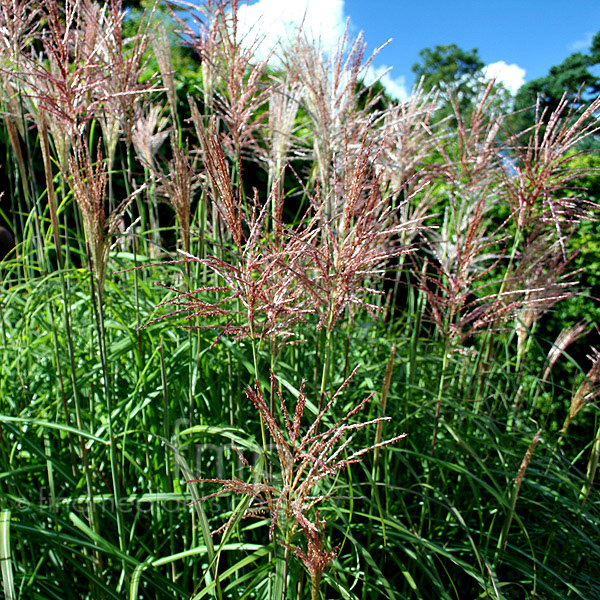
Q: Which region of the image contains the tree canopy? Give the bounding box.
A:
[511,30,600,132]
[412,43,484,93]
[411,43,510,123]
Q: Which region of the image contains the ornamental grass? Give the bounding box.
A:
[1,0,600,598]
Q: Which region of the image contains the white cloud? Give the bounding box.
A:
[364,64,408,101]
[233,1,409,101]
[569,32,594,52]
[235,0,347,61]
[483,61,526,95]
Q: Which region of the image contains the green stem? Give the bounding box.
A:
[39,115,98,542]
[87,246,126,557]
[318,313,335,416]
[430,338,450,457]
[311,572,322,600]
[469,223,524,408]
[250,329,269,461]
[419,333,451,536]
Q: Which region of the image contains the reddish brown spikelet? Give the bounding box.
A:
[561,348,600,435]
[514,429,542,501]
[198,123,243,249]
[190,366,405,587]
[502,94,600,240]
[292,509,339,588]
[157,135,195,254]
[68,137,135,294]
[542,321,590,383]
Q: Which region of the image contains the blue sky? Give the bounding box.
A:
[236,0,600,99]
[346,0,600,92]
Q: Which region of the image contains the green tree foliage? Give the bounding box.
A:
[512,30,600,133]
[411,43,510,123]
[412,43,484,92]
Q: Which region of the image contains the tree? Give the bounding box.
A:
[412,44,484,93]
[411,44,509,123]
[511,31,600,133]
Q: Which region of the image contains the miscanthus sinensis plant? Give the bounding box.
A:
[191,369,405,600]
[1,0,600,598]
